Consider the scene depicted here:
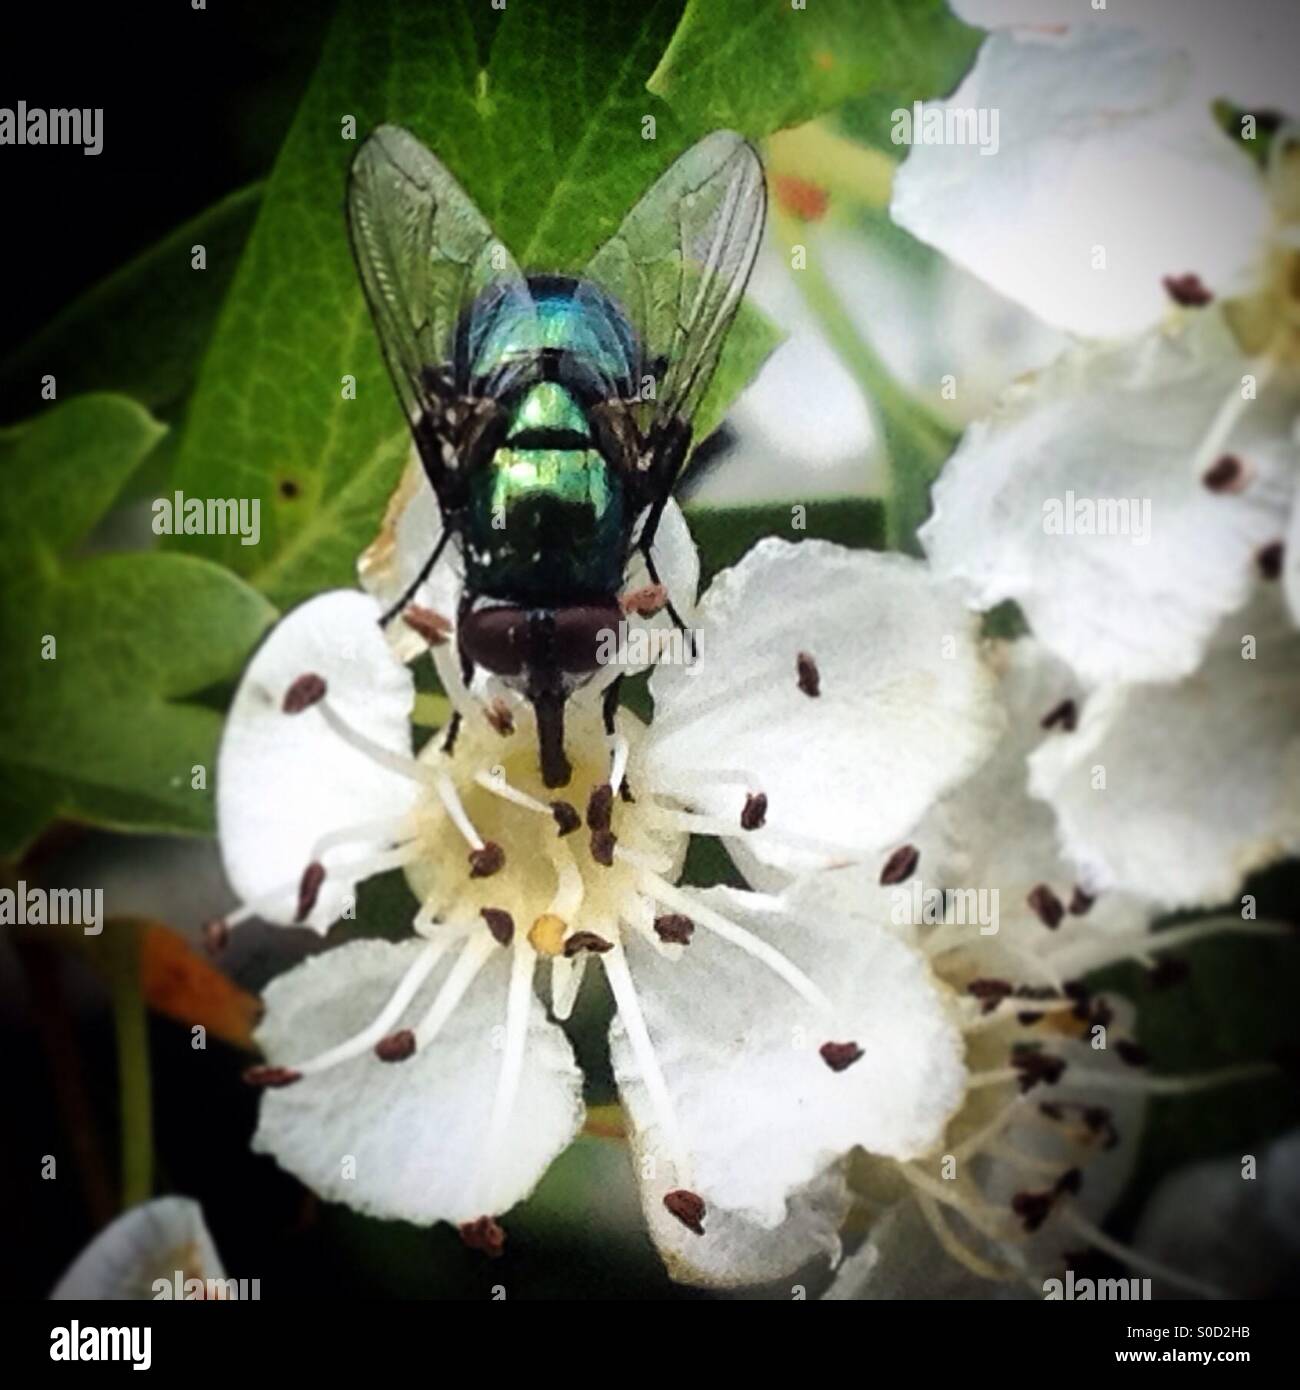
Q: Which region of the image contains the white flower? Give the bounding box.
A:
[50,1198,225,1300]
[213,532,1003,1283]
[1028,587,1300,910]
[920,311,1297,685]
[892,23,1282,339]
[818,636,1287,1297]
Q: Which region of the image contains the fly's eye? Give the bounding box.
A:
[551,602,624,674]
[459,606,528,676]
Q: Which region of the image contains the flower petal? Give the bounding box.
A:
[216,591,418,931]
[646,538,1003,874]
[252,937,584,1225]
[892,28,1267,338]
[50,1197,225,1299]
[1028,587,1300,908]
[611,880,966,1260]
[920,313,1297,685]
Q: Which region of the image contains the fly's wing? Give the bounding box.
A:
[578,131,765,466]
[347,125,535,497]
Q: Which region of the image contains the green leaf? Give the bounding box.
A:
[170,0,778,610]
[0,397,275,854]
[0,184,263,426]
[649,0,981,139]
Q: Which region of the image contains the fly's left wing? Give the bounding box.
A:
[577,130,766,483]
[347,125,536,505]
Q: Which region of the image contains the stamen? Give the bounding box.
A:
[436,772,485,850]
[740,792,768,830]
[796,651,821,698]
[295,862,326,922]
[478,942,537,1212]
[637,870,834,1017]
[402,605,452,646]
[602,941,692,1183]
[653,913,694,945]
[608,733,630,797]
[590,829,617,866]
[663,1189,706,1236]
[474,768,549,816]
[622,583,667,616]
[879,844,919,886]
[469,842,505,878]
[283,673,326,713]
[1056,1060,1278,1095]
[481,907,515,946]
[413,934,495,1049]
[1162,272,1213,307]
[638,803,859,862]
[550,800,581,836]
[315,699,433,785]
[1068,886,1094,915]
[1027,884,1065,929]
[563,931,614,957]
[1188,357,1277,478]
[1202,453,1247,493]
[1258,540,1284,580]
[820,1041,863,1072]
[914,1193,1013,1282]
[282,938,446,1075]
[587,783,614,832]
[1040,698,1077,732]
[1056,1206,1224,1300]
[242,1065,301,1088]
[459,1215,506,1258]
[485,697,515,736]
[375,1030,416,1062]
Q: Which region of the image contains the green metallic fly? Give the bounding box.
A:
[347,127,766,789]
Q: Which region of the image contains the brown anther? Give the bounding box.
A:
[481,907,515,946]
[1054,1166,1083,1197]
[879,844,919,886]
[1082,1105,1119,1150]
[1116,1039,1148,1067]
[663,1189,706,1235]
[401,605,452,646]
[1147,957,1189,989]
[468,841,505,878]
[1027,883,1065,929]
[375,1029,416,1063]
[621,583,667,617]
[1068,886,1094,916]
[819,1041,864,1072]
[1040,698,1077,732]
[1017,1009,1045,1027]
[528,914,567,956]
[1257,540,1284,580]
[563,930,614,957]
[1038,1101,1065,1122]
[1011,1189,1055,1233]
[796,651,821,698]
[202,918,229,955]
[243,1065,301,1089]
[586,782,614,832]
[1012,1047,1066,1092]
[283,672,327,714]
[550,800,581,836]
[653,913,695,945]
[1162,272,1213,307]
[741,792,768,831]
[968,978,1013,1013]
[1202,454,1246,493]
[485,697,515,736]
[458,1215,506,1258]
[590,829,617,866]
[295,861,326,922]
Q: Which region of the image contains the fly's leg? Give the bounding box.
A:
[378,527,452,627]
